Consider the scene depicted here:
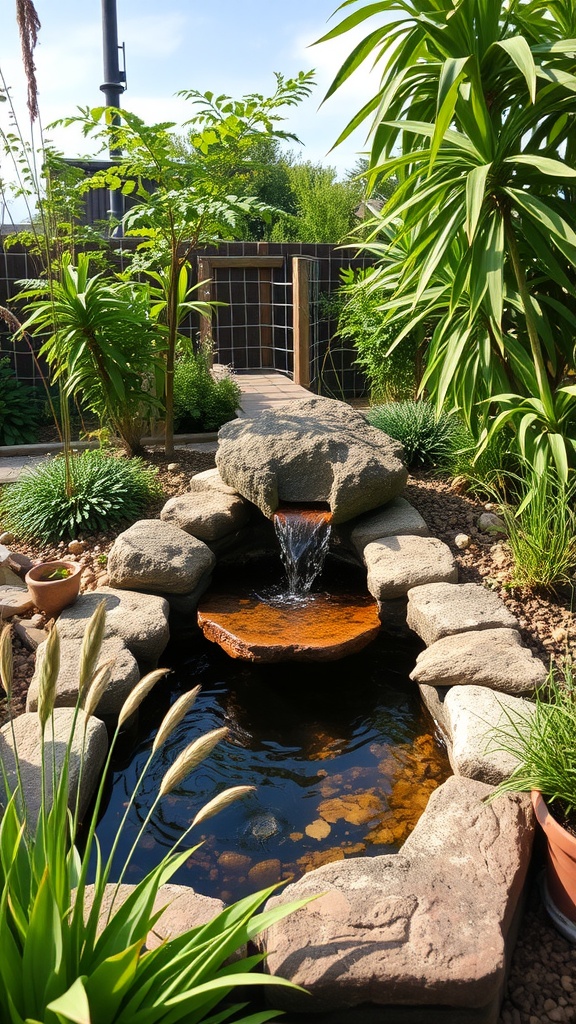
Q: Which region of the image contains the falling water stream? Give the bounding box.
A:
[272,507,332,601]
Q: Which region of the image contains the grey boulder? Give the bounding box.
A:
[365,535,458,600]
[0,708,107,822]
[407,581,518,646]
[216,396,408,524]
[56,587,170,665]
[27,634,140,716]
[107,519,215,595]
[410,627,546,695]
[443,684,536,785]
[160,490,251,542]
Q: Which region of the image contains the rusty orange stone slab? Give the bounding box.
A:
[197,590,381,662]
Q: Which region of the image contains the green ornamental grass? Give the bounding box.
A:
[490,663,576,818]
[0,604,306,1024]
[0,448,162,542]
[367,400,468,471]
[497,470,576,593]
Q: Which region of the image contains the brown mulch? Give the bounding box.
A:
[2,451,576,1021]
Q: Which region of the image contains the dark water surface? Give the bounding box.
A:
[96,624,451,901]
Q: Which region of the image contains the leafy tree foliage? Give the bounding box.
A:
[320,0,576,480]
[55,72,314,454]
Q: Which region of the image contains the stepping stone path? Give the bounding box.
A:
[364,535,458,600]
[407,580,518,645]
[0,708,107,823]
[349,496,429,556]
[420,683,536,785]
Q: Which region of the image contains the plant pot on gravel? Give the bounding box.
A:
[490,665,576,941]
[531,791,576,939]
[25,560,82,618]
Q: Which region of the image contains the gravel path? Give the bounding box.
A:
[2,453,576,1021]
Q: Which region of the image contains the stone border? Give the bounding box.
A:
[7,471,545,1024]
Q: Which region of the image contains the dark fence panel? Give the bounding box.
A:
[0,237,374,398]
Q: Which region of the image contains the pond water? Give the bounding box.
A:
[96,558,451,901]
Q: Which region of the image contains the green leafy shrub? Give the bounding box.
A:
[173,352,241,432]
[18,255,163,456]
[0,605,304,1024]
[332,268,418,402]
[367,400,468,470]
[0,448,162,542]
[0,358,40,445]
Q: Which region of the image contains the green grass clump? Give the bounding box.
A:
[174,352,241,433]
[490,662,576,817]
[0,448,162,542]
[498,471,576,593]
[366,400,468,470]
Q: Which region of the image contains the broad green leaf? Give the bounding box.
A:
[83,943,141,1024]
[548,433,570,482]
[504,154,576,178]
[465,163,491,242]
[47,977,91,1024]
[494,36,537,102]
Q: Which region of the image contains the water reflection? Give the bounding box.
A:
[96,629,451,900]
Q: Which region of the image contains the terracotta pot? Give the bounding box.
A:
[532,790,576,924]
[25,560,83,618]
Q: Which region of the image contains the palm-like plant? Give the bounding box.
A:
[17,254,163,455]
[319,0,576,478]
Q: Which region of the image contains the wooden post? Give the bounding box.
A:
[293,257,310,388]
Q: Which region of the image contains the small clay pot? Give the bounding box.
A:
[25,560,83,618]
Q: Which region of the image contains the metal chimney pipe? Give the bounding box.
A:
[100,0,125,226]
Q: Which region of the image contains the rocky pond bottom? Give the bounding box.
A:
[95,627,451,902]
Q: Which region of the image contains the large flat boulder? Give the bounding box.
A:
[0,708,107,823]
[216,396,408,525]
[160,490,251,542]
[365,535,458,601]
[259,776,533,1021]
[407,582,517,646]
[350,497,429,557]
[27,634,139,716]
[410,628,546,695]
[56,587,170,665]
[107,520,215,595]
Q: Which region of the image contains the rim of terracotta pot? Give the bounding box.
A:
[25,559,83,585]
[531,790,576,854]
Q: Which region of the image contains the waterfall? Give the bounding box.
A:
[273,507,332,600]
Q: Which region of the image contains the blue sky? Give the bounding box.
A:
[1,0,381,207]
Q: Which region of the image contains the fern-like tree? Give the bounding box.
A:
[319,0,576,478]
[56,72,314,455]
